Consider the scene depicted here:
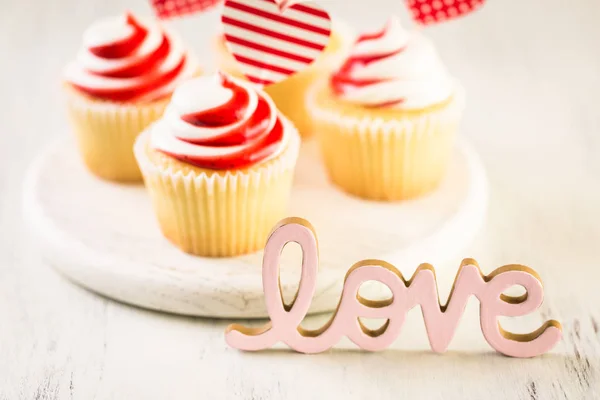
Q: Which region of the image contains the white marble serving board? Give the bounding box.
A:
[23,138,487,318]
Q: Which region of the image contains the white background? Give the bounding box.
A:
[1,0,600,398]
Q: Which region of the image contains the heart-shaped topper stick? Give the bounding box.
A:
[150,0,223,19]
[407,0,485,25]
[222,0,332,87]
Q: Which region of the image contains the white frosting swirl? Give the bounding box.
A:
[64,13,198,102]
[150,74,289,169]
[333,17,454,109]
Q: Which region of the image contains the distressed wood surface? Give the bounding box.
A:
[1,0,600,398]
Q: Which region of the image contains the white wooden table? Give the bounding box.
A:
[2,0,600,398]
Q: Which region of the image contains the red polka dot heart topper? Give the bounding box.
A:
[150,0,223,19]
[225,217,562,356]
[407,0,485,25]
[221,0,332,87]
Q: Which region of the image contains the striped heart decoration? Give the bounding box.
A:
[407,0,485,25]
[221,0,332,87]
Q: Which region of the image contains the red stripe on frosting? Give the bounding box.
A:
[88,14,148,59]
[65,12,193,102]
[153,74,285,170]
[331,19,409,108]
[246,75,275,85]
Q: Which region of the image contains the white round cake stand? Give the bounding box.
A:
[23,138,488,319]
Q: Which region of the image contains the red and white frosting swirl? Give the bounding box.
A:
[64,12,197,102]
[150,73,289,170]
[331,17,454,109]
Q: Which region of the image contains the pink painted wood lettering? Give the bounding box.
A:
[225,218,562,357]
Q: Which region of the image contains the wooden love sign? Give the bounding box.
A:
[225,218,562,357]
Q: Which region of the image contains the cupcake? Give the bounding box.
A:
[306,17,465,201]
[215,19,354,137]
[64,12,200,182]
[134,73,301,257]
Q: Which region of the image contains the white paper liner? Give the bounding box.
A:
[64,86,171,182]
[134,115,301,256]
[305,80,466,200]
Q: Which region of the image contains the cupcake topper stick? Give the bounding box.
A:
[406,0,486,25]
[221,0,332,87]
[225,217,562,357]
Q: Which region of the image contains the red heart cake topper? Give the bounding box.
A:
[407,0,485,25]
[221,0,332,87]
[151,0,223,19]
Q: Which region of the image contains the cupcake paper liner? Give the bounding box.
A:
[65,86,169,182]
[134,116,301,257]
[306,82,466,201]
